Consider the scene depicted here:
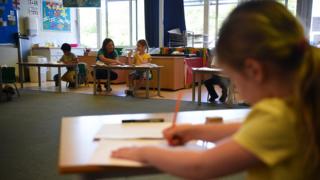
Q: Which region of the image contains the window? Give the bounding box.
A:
[310,0,320,45]
[78,0,145,49]
[79,8,98,48]
[137,0,145,41]
[184,0,297,48]
[277,0,297,15]
[184,1,204,35]
[107,1,130,46]
[209,0,238,47]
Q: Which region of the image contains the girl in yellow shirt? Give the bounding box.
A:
[112,1,320,179]
[125,39,152,96]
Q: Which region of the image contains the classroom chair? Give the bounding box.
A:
[1,67,20,97]
[77,63,89,86]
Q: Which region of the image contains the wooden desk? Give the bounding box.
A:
[17,62,78,93]
[78,56,128,84]
[59,109,250,178]
[92,65,163,98]
[192,67,223,105]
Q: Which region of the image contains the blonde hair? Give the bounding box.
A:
[216,0,320,175]
[137,39,149,53]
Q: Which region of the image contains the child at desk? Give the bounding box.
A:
[204,54,229,104]
[95,38,123,92]
[112,1,320,179]
[125,39,152,96]
[54,43,78,88]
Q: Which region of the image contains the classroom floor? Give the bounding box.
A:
[18,80,228,103]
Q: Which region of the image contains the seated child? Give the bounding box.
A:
[111,1,320,179]
[125,39,152,96]
[204,54,229,104]
[54,43,78,88]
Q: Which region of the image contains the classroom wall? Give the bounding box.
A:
[0,0,78,67]
[19,0,78,46]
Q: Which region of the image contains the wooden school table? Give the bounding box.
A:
[18,62,78,93]
[59,109,250,179]
[92,64,163,98]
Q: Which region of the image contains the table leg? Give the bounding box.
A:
[192,70,196,102]
[145,70,150,98]
[93,67,97,95]
[75,64,79,88]
[18,64,23,88]
[197,74,202,106]
[107,69,111,92]
[0,68,3,99]
[37,66,41,88]
[58,67,62,93]
[157,68,161,97]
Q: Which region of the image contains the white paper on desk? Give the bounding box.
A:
[197,67,222,71]
[89,139,208,166]
[94,122,172,140]
[134,63,158,67]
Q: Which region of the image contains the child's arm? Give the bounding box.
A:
[163,123,241,145]
[112,138,261,179]
[72,56,79,64]
[98,55,123,65]
[127,50,133,65]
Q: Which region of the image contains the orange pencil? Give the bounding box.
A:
[172,92,183,127]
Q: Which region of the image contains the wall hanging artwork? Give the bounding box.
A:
[42,0,71,31]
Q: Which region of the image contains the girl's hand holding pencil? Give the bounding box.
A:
[163,124,194,146]
[163,92,193,146]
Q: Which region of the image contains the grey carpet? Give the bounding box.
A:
[0,90,246,180]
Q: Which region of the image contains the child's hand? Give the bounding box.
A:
[128,50,133,58]
[111,146,150,163]
[163,124,194,146]
[115,60,124,65]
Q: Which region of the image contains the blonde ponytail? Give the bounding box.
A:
[295,46,320,176]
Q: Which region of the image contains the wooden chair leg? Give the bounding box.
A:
[13,83,20,97]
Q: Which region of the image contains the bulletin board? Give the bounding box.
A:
[0,0,18,44]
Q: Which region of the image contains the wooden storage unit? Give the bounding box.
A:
[78,56,128,84]
[151,56,185,90]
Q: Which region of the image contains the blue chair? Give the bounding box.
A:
[1,67,20,97]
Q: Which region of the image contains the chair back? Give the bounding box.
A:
[78,63,87,76]
[1,67,16,83]
[77,63,88,85]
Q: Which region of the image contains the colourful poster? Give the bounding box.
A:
[42,0,70,31]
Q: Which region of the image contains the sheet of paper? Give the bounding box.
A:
[89,139,164,167]
[94,122,172,140]
[197,67,222,71]
[89,139,209,166]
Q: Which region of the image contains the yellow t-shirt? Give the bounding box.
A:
[60,52,77,63]
[233,98,313,180]
[133,53,151,65]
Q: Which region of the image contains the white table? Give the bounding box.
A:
[58,109,250,179]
